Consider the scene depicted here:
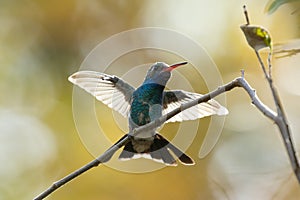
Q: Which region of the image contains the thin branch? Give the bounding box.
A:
[241,69,245,78]
[33,136,129,200]
[243,5,250,25]
[255,50,270,80]
[237,77,276,119]
[268,52,272,79]
[34,76,300,200]
[255,50,300,183]
[242,5,299,182]
[274,48,300,58]
[133,78,241,135]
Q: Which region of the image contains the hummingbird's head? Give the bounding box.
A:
[144,61,188,86]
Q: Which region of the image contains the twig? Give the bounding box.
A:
[243,5,250,25]
[33,136,129,200]
[34,75,300,199]
[255,50,300,183]
[255,50,270,80]
[241,69,245,79]
[268,52,272,79]
[238,78,277,119]
[274,48,300,58]
[241,5,299,181]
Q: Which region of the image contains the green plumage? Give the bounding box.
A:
[130,83,164,126]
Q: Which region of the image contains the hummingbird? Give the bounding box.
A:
[69,62,228,166]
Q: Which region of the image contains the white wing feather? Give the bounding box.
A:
[68,71,135,117]
[163,90,228,123]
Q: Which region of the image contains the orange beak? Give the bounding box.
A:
[164,61,188,72]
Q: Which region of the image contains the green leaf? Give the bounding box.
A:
[240,25,272,51]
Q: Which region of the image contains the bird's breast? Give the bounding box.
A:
[129,83,164,138]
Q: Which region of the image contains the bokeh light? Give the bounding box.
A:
[1,0,300,199]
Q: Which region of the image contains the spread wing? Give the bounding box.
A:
[163,90,228,123]
[68,71,135,117]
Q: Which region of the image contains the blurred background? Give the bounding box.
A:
[1,0,300,199]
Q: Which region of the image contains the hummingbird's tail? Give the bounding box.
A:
[118,134,195,166]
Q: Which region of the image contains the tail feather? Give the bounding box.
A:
[154,134,194,165]
[118,141,135,161]
[150,137,176,166]
[118,133,195,166]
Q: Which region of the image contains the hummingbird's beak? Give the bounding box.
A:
[165,61,188,72]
